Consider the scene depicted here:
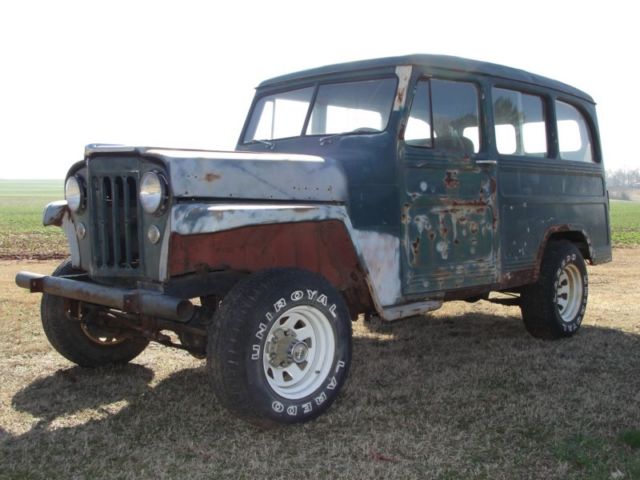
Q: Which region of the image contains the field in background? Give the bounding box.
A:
[0,180,66,259]
[1,180,639,259]
[610,200,640,245]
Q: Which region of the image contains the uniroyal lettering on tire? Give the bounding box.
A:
[521,241,588,339]
[207,268,352,427]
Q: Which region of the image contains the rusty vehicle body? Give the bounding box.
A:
[16,55,611,425]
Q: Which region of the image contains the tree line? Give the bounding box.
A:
[606,169,640,188]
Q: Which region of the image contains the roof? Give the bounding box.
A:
[258,54,593,103]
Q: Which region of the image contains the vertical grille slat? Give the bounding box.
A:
[103,177,113,266]
[123,176,133,266]
[111,177,121,266]
[98,177,109,266]
[90,172,140,272]
[91,176,101,266]
[127,176,140,268]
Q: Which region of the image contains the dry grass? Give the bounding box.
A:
[1,252,640,479]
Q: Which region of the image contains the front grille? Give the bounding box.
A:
[90,174,141,270]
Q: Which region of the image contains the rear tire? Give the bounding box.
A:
[207,268,352,427]
[41,259,149,367]
[520,241,588,339]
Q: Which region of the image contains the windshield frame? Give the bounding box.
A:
[240,74,399,145]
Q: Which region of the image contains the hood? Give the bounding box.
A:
[84,145,348,202]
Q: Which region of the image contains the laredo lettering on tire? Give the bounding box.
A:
[207,268,352,426]
[520,240,588,339]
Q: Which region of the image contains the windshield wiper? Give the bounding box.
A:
[319,127,380,145]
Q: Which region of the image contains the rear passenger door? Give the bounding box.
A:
[492,87,552,276]
[495,86,608,278]
[400,77,498,295]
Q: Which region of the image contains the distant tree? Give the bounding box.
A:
[606,169,640,188]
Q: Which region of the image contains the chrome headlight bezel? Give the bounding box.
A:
[65,175,85,213]
[139,171,167,215]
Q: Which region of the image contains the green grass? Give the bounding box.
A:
[620,429,640,449]
[0,180,66,258]
[552,433,640,480]
[610,200,640,246]
[1,180,639,259]
[0,180,63,232]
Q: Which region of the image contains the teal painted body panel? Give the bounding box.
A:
[258,54,593,102]
[401,154,497,295]
[239,55,611,304]
[499,158,610,270]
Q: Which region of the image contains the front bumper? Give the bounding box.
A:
[15,271,193,322]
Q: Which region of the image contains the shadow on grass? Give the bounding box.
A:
[4,311,640,478]
[11,364,155,424]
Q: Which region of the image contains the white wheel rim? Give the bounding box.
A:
[556,263,583,322]
[262,305,335,400]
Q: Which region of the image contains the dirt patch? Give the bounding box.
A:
[0,253,67,261]
[0,232,68,260]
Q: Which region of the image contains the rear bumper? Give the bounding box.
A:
[15,271,193,322]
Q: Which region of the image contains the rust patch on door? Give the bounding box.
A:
[443,171,460,189]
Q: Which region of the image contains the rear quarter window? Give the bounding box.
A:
[556,100,595,162]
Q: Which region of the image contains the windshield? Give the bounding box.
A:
[243,78,397,143]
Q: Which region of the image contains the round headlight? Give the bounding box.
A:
[65,176,83,212]
[139,172,166,214]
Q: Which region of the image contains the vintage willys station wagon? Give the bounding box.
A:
[16,55,611,425]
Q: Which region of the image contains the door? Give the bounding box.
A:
[401,77,498,295]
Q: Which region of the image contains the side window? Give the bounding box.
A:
[493,88,547,157]
[556,100,594,162]
[405,81,432,147]
[405,78,480,154]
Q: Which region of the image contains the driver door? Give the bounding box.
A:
[401,77,498,295]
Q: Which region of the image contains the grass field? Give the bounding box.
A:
[0,180,66,259]
[1,254,639,479]
[1,180,639,259]
[610,200,640,246]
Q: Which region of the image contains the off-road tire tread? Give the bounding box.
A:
[41,259,149,367]
[520,241,587,339]
[207,268,351,428]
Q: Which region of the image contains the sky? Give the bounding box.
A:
[0,0,637,178]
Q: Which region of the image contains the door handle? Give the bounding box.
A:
[475,160,497,166]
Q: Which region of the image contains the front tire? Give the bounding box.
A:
[520,241,588,339]
[41,259,149,367]
[207,268,352,426]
